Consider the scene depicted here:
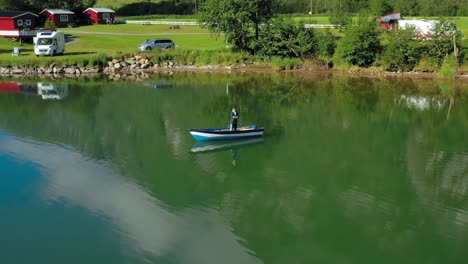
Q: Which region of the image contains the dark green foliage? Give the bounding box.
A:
[379,27,422,71]
[12,0,97,13]
[258,17,319,59]
[316,29,337,59]
[369,0,393,16]
[116,1,194,16]
[460,38,468,64]
[335,13,382,67]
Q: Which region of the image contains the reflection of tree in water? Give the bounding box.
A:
[404,84,468,240]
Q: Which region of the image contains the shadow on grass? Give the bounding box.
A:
[65,52,97,56]
[65,34,79,44]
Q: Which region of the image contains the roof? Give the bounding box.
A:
[83,8,115,13]
[0,11,38,18]
[398,20,438,35]
[380,11,402,22]
[39,9,75,15]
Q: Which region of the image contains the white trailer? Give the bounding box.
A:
[33,31,65,56]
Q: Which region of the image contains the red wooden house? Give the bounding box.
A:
[83,8,115,24]
[39,9,75,27]
[0,11,38,38]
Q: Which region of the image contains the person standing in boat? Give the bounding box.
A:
[230,106,239,131]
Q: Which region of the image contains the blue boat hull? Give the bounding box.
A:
[189,125,264,141]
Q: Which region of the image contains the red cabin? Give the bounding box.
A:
[0,11,38,38]
[83,8,115,24]
[39,9,75,28]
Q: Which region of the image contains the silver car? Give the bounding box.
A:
[138,39,175,51]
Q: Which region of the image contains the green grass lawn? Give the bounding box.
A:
[64,23,207,34]
[0,24,226,66]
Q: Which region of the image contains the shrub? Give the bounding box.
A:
[334,13,382,68]
[437,54,457,79]
[44,19,56,30]
[379,27,422,72]
[316,29,336,60]
[258,17,319,59]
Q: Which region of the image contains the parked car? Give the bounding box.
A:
[138,39,175,51]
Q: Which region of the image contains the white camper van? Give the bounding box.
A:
[33,31,65,56]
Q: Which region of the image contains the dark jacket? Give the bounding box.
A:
[230,110,239,124]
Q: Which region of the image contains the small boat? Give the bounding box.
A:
[190,137,264,153]
[189,125,264,141]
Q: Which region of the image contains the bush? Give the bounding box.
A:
[316,29,336,59]
[437,54,457,79]
[459,38,468,64]
[379,27,422,72]
[258,17,319,59]
[334,13,382,68]
[44,19,56,30]
[419,20,463,64]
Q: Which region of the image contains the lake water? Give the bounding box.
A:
[1,73,468,264]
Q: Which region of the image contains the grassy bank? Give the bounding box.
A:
[0,24,226,66]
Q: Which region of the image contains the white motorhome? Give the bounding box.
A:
[33,31,65,56]
[37,82,69,100]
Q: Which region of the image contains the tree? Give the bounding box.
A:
[16,0,96,13]
[334,12,382,67]
[369,0,393,16]
[44,19,56,30]
[197,0,273,54]
[329,0,352,30]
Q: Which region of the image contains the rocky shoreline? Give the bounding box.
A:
[0,54,248,80]
[1,54,467,82]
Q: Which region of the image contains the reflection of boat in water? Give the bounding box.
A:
[189,125,264,141]
[143,82,173,89]
[190,137,264,154]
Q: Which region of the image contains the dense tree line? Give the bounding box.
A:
[1,0,467,16]
[0,0,97,13]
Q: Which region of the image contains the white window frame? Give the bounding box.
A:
[17,19,23,26]
[102,13,110,20]
[60,15,69,22]
[25,19,32,26]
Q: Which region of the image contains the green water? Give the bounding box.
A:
[0,73,467,264]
